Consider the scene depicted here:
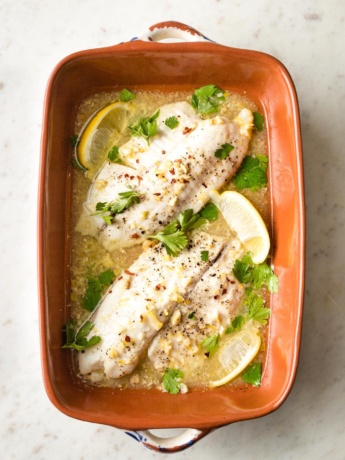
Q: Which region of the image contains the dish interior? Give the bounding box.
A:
[39,41,304,430]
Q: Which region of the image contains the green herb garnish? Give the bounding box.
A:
[177,209,206,232]
[225,315,245,334]
[191,84,225,114]
[70,134,79,147]
[107,146,122,163]
[253,112,264,131]
[129,110,160,144]
[62,320,101,351]
[162,368,184,394]
[200,202,219,221]
[148,221,188,257]
[82,269,115,312]
[201,250,209,262]
[232,253,278,293]
[244,288,271,325]
[119,88,135,102]
[242,362,262,386]
[188,311,196,320]
[94,186,144,224]
[214,143,234,160]
[234,155,268,191]
[164,116,179,129]
[201,334,220,357]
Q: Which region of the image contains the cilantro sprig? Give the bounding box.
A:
[200,202,219,221]
[201,334,220,357]
[234,155,268,191]
[129,110,160,144]
[242,362,262,386]
[232,253,278,293]
[62,320,101,351]
[191,84,225,114]
[83,268,115,312]
[253,112,264,131]
[93,186,144,225]
[214,143,234,160]
[107,146,122,163]
[164,116,179,129]
[162,368,184,394]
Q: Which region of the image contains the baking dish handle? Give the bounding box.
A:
[135,21,212,43]
[125,428,212,453]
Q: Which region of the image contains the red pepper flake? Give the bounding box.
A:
[169,168,175,175]
[124,174,129,178]
[145,298,152,301]
[130,175,135,180]
[130,233,140,239]
[182,179,189,184]
[153,193,161,196]
[125,270,136,276]
[118,276,123,281]
[137,175,143,181]
[214,295,219,300]
[155,284,166,291]
[125,335,131,342]
[162,150,166,155]
[183,127,192,135]
[171,178,176,184]
[222,289,228,295]
[136,159,140,163]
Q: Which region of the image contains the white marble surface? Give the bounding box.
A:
[1,0,345,458]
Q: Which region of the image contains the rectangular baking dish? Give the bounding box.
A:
[38,21,305,452]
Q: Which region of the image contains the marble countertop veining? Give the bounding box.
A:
[1,0,345,458]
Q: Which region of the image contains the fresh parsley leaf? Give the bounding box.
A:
[200,202,219,221]
[201,334,220,357]
[162,368,184,394]
[98,268,115,286]
[232,253,278,293]
[191,84,225,114]
[253,112,264,131]
[214,143,234,160]
[234,155,268,191]
[107,146,122,163]
[177,209,206,232]
[201,250,209,262]
[82,276,102,312]
[128,110,160,144]
[244,288,270,325]
[62,320,101,351]
[242,362,262,386]
[148,221,188,257]
[119,88,135,102]
[188,311,196,320]
[70,134,79,147]
[232,254,255,285]
[164,116,179,129]
[226,315,245,334]
[93,186,144,224]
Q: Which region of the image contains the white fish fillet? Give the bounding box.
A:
[148,237,245,374]
[78,232,227,379]
[76,105,253,252]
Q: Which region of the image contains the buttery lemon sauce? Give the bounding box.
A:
[69,89,269,391]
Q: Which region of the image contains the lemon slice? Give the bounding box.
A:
[76,102,133,172]
[208,328,261,388]
[210,190,270,264]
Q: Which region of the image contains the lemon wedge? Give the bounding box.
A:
[208,327,261,388]
[76,102,133,173]
[210,190,270,264]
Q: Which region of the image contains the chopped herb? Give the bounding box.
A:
[98,268,115,286]
[201,334,220,357]
[234,155,268,191]
[200,202,219,221]
[214,143,234,160]
[128,110,160,144]
[201,250,209,262]
[162,368,184,394]
[253,112,264,131]
[226,315,245,334]
[242,362,262,386]
[82,276,102,312]
[62,320,101,351]
[191,84,225,114]
[107,146,122,163]
[82,269,116,312]
[244,288,270,325]
[232,253,278,293]
[93,186,144,224]
[119,88,135,102]
[148,221,188,257]
[188,311,196,320]
[164,116,179,129]
[70,134,79,147]
[177,209,206,232]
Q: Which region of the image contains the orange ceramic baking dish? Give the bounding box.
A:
[38,21,305,452]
